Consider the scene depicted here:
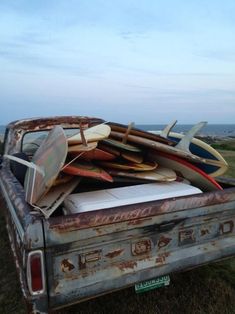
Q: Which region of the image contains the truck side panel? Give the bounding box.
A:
[43,188,235,310]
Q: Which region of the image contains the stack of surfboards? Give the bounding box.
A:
[62,121,227,192]
[12,119,228,218]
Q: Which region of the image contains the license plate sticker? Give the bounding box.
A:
[135,275,170,293]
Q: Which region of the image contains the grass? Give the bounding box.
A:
[212,139,235,152]
[0,197,26,313]
[1,139,235,313]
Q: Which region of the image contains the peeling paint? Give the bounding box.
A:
[118,261,137,271]
[158,235,172,249]
[105,249,124,259]
[61,259,75,273]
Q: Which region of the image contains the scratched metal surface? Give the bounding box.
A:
[1,116,235,312]
[0,116,103,313]
[43,190,235,309]
[4,116,104,155]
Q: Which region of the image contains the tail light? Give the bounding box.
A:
[27,250,45,295]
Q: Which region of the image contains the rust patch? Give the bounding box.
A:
[158,235,172,249]
[156,252,170,265]
[132,239,152,256]
[118,261,137,271]
[61,259,75,273]
[105,249,124,259]
[179,229,195,246]
[201,229,209,236]
[48,186,235,233]
[127,217,152,226]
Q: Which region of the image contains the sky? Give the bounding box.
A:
[0,1,235,124]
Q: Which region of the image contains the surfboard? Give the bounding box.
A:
[149,151,223,192]
[68,142,98,153]
[34,178,80,218]
[110,131,224,167]
[97,160,157,171]
[52,174,74,186]
[69,148,116,161]
[98,143,121,156]
[24,126,68,205]
[107,166,177,182]
[98,143,142,162]
[159,131,228,177]
[67,124,111,145]
[101,138,142,153]
[62,161,113,182]
[121,151,144,163]
[63,181,202,214]
[108,122,175,145]
[153,121,228,177]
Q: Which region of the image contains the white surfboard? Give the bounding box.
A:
[34,178,80,218]
[153,121,228,177]
[161,131,228,177]
[63,181,202,214]
[67,124,111,145]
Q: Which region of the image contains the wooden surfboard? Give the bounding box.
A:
[98,143,121,156]
[101,138,142,153]
[34,178,80,218]
[149,151,223,192]
[108,122,174,145]
[110,131,224,167]
[98,143,142,162]
[52,174,74,186]
[107,166,177,182]
[97,160,157,171]
[24,126,68,205]
[62,161,113,182]
[68,142,98,153]
[69,148,116,161]
[121,151,143,163]
[67,124,111,145]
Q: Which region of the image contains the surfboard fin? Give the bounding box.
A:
[176,121,207,152]
[122,122,135,144]
[160,120,177,138]
[79,122,88,147]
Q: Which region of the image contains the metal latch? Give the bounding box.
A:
[79,250,102,269]
[220,221,234,235]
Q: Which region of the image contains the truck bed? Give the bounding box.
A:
[1,116,235,313]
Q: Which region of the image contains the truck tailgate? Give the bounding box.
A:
[43,188,235,310]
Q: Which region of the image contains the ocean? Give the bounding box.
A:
[0,124,235,138]
[137,124,235,138]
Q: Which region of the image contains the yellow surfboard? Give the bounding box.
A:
[67,124,111,145]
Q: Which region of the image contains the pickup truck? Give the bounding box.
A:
[1,116,235,314]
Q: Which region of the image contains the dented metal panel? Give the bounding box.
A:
[2,116,235,313]
[46,209,235,309]
[4,116,104,155]
[44,187,235,245]
[42,185,235,310]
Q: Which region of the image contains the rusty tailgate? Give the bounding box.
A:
[43,187,235,309]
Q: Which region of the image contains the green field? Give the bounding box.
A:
[1,141,235,313]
